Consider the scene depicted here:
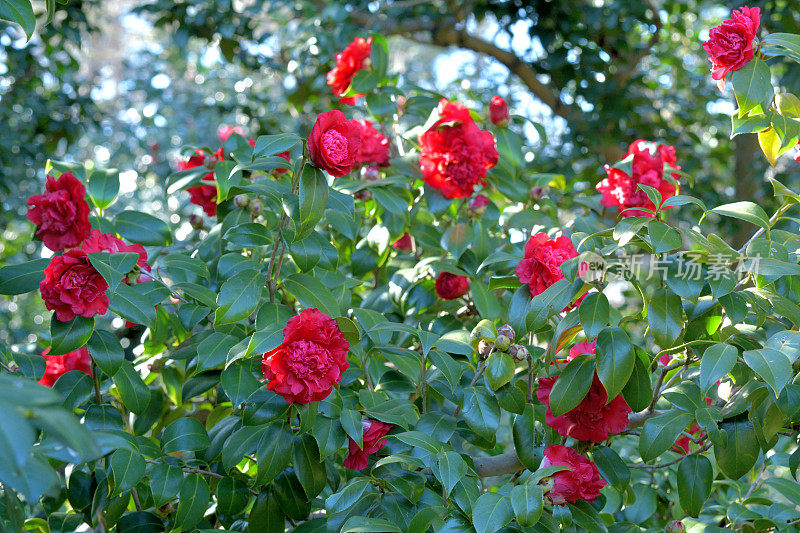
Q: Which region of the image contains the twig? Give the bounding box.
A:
[131,487,142,511]
[743,461,768,500]
[91,361,102,404]
[144,459,259,495]
[266,161,303,302]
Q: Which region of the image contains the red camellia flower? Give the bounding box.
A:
[489,95,509,126]
[81,230,150,274]
[516,232,583,310]
[327,37,372,105]
[596,139,681,218]
[179,148,224,217]
[536,341,631,442]
[307,111,362,177]
[418,99,499,199]
[392,232,414,252]
[261,308,350,404]
[40,249,109,322]
[354,120,391,167]
[435,272,470,300]
[703,6,761,91]
[343,418,393,470]
[26,172,92,252]
[217,125,245,142]
[38,346,92,388]
[541,445,606,505]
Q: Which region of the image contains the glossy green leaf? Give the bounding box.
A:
[677,454,713,517]
[548,354,595,416]
[50,316,94,356]
[595,326,634,401]
[214,268,266,325]
[0,258,49,295]
[162,417,210,454]
[114,210,172,246]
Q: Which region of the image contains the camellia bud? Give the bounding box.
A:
[189,214,204,229]
[494,334,512,352]
[249,199,263,216]
[665,521,686,533]
[477,339,493,359]
[489,95,510,127]
[470,319,497,349]
[354,190,372,201]
[125,267,141,285]
[468,194,490,216]
[530,186,544,201]
[363,165,380,181]
[497,323,515,342]
[509,344,530,362]
[204,153,218,170]
[234,194,250,208]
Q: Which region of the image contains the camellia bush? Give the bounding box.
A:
[6,4,800,532]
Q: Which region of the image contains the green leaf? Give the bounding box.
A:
[484,351,515,391]
[548,354,595,416]
[220,363,260,407]
[256,423,293,484]
[87,252,139,292]
[214,160,239,203]
[593,446,630,492]
[149,463,184,507]
[364,398,419,430]
[513,405,542,471]
[52,370,93,410]
[0,0,35,39]
[108,449,145,495]
[292,433,327,498]
[510,483,543,528]
[223,222,272,247]
[114,210,172,246]
[248,490,285,533]
[579,292,609,339]
[87,329,125,376]
[433,451,467,497]
[350,69,382,93]
[341,517,401,533]
[472,492,513,533]
[730,57,773,117]
[88,168,120,210]
[312,416,347,458]
[639,410,694,462]
[0,400,35,472]
[196,332,239,372]
[648,220,682,253]
[621,350,653,412]
[568,500,608,533]
[223,425,267,469]
[743,348,792,397]
[731,114,771,137]
[711,201,770,231]
[282,273,340,317]
[0,258,49,295]
[677,454,713,517]
[647,288,683,347]
[214,269,266,325]
[299,165,329,235]
[108,282,157,325]
[716,419,759,479]
[162,417,210,454]
[252,133,300,158]
[595,326,635,401]
[216,476,251,516]
[699,343,737,395]
[174,474,210,531]
[49,316,94,356]
[112,360,150,414]
[461,388,500,441]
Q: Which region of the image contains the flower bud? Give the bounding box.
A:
[509,344,530,362]
[234,194,250,208]
[470,319,497,349]
[189,214,205,229]
[478,339,494,359]
[665,521,686,533]
[125,267,141,285]
[468,194,490,216]
[497,323,515,342]
[249,199,263,216]
[396,95,407,115]
[354,190,372,201]
[494,334,512,352]
[530,186,544,201]
[363,165,380,181]
[204,153,218,170]
[489,95,510,127]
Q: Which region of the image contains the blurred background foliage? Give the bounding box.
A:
[2,0,800,345]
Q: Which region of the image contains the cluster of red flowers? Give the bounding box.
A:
[327,37,372,105]
[37,347,93,388]
[26,172,154,385]
[703,6,761,91]
[596,139,681,218]
[537,341,631,442]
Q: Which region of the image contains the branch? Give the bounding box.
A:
[349,12,573,120]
